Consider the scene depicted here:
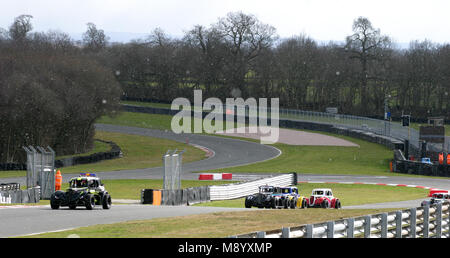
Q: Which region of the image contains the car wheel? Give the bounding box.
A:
[85,194,95,210]
[321,199,329,208]
[302,199,308,209]
[271,198,276,209]
[290,198,297,209]
[283,199,289,209]
[50,193,60,209]
[335,200,341,209]
[102,193,112,209]
[245,198,252,208]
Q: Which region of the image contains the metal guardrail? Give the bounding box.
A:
[210,173,296,201]
[124,102,449,152]
[232,201,450,238]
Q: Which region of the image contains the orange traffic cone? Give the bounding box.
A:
[55,170,62,191]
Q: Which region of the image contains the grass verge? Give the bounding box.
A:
[196,183,429,208]
[22,208,397,238]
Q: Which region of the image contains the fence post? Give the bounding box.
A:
[395,211,403,238]
[410,208,417,238]
[347,218,354,238]
[281,227,290,238]
[305,224,313,238]
[327,221,334,238]
[436,203,442,238]
[256,231,266,238]
[364,216,371,238]
[423,205,429,238]
[381,213,388,238]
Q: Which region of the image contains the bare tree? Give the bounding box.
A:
[345,17,391,113]
[214,12,277,98]
[9,14,33,42]
[82,22,109,52]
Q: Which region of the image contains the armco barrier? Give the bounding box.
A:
[0,187,40,204]
[141,174,296,205]
[141,186,210,206]
[209,173,297,201]
[232,201,450,238]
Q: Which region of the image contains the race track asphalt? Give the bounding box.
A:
[1,124,450,237]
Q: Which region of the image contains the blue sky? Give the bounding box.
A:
[1,0,449,45]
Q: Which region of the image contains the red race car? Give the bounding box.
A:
[305,188,341,209]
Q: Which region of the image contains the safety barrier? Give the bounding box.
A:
[0,187,41,204]
[209,173,297,201]
[141,186,210,206]
[232,201,450,238]
[0,183,20,191]
[55,139,122,168]
[392,149,450,177]
[140,174,296,205]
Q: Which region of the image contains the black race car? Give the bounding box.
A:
[50,173,112,210]
[245,185,277,208]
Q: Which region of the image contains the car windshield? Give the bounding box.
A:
[281,188,290,194]
[313,190,324,195]
[260,187,273,193]
[70,178,88,188]
[433,194,444,199]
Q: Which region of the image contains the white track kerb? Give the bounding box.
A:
[170,90,280,144]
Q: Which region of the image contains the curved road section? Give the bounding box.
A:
[1,124,281,185]
[92,123,281,180]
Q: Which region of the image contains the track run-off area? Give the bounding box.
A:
[1,123,450,237]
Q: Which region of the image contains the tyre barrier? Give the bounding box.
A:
[393,149,450,177]
[141,186,210,206]
[0,187,40,204]
[0,139,122,171]
[55,139,122,168]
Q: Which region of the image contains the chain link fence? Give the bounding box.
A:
[22,146,55,200]
[162,149,184,190]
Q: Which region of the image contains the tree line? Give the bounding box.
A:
[100,12,450,120]
[1,12,449,162]
[0,15,121,163]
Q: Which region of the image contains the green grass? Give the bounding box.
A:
[96,111,395,176]
[196,183,429,208]
[214,136,393,176]
[97,112,173,131]
[22,208,398,238]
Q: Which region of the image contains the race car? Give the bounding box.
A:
[272,186,308,209]
[305,188,341,209]
[50,173,112,210]
[421,192,450,207]
[245,185,276,208]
